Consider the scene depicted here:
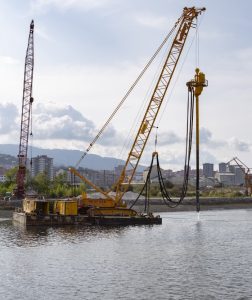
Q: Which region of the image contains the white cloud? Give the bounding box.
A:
[1,1,252,170]
[32,102,123,147]
[0,98,251,170]
[200,127,212,143]
[157,131,182,145]
[33,102,96,141]
[228,137,251,152]
[200,150,218,165]
[200,127,226,148]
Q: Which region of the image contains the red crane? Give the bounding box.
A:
[15,20,34,199]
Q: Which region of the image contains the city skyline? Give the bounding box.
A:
[0,0,251,171]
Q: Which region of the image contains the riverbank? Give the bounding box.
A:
[1,197,252,215]
[129,197,252,212]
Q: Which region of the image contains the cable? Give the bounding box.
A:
[156,14,204,127]
[75,14,184,168]
[130,87,195,209]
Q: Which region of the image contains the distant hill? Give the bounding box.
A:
[0,144,146,171]
[0,153,18,168]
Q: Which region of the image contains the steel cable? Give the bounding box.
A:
[75,14,184,168]
[131,87,195,209]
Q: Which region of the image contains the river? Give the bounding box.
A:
[1,209,252,300]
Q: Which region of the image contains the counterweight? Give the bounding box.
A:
[16,20,34,199]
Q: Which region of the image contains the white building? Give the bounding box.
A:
[31,155,54,181]
[0,167,7,183]
[0,175,6,183]
[215,172,235,186]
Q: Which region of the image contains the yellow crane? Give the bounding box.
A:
[70,7,206,216]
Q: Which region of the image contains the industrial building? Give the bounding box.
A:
[203,163,214,177]
[219,162,227,173]
[215,172,235,186]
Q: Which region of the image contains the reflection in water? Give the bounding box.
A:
[1,209,252,300]
[3,220,130,249]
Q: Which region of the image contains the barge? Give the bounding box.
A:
[13,197,162,226]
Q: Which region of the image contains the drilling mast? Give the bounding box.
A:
[15,20,34,199]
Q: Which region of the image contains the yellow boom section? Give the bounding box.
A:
[69,167,115,202]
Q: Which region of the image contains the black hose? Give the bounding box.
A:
[131,87,195,209]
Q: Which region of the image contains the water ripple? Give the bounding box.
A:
[1,209,252,299]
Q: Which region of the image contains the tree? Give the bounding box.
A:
[33,172,50,195]
[164,180,174,189]
[5,166,18,186]
[54,172,68,185]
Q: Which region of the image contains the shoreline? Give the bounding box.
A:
[133,202,252,213]
[129,197,252,213]
[1,197,252,216]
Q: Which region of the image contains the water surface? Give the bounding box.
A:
[1,209,252,300]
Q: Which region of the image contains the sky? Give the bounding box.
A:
[0,0,251,171]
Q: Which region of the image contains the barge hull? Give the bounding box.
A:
[13,212,162,226]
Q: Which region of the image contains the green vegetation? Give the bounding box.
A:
[0,167,86,198]
[200,187,245,198]
[0,166,248,199]
[0,166,18,196]
[131,182,247,198]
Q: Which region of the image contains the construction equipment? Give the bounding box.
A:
[130,69,208,213]
[69,7,206,216]
[226,157,252,196]
[186,68,208,212]
[15,20,35,199]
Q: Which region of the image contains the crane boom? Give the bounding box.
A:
[69,167,115,201]
[114,7,205,203]
[70,7,205,206]
[16,20,34,199]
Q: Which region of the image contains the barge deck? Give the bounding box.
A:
[13,211,162,226]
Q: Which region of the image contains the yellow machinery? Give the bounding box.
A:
[186,68,208,212]
[23,198,78,216]
[69,7,206,216]
[54,200,78,216]
[23,198,49,215]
